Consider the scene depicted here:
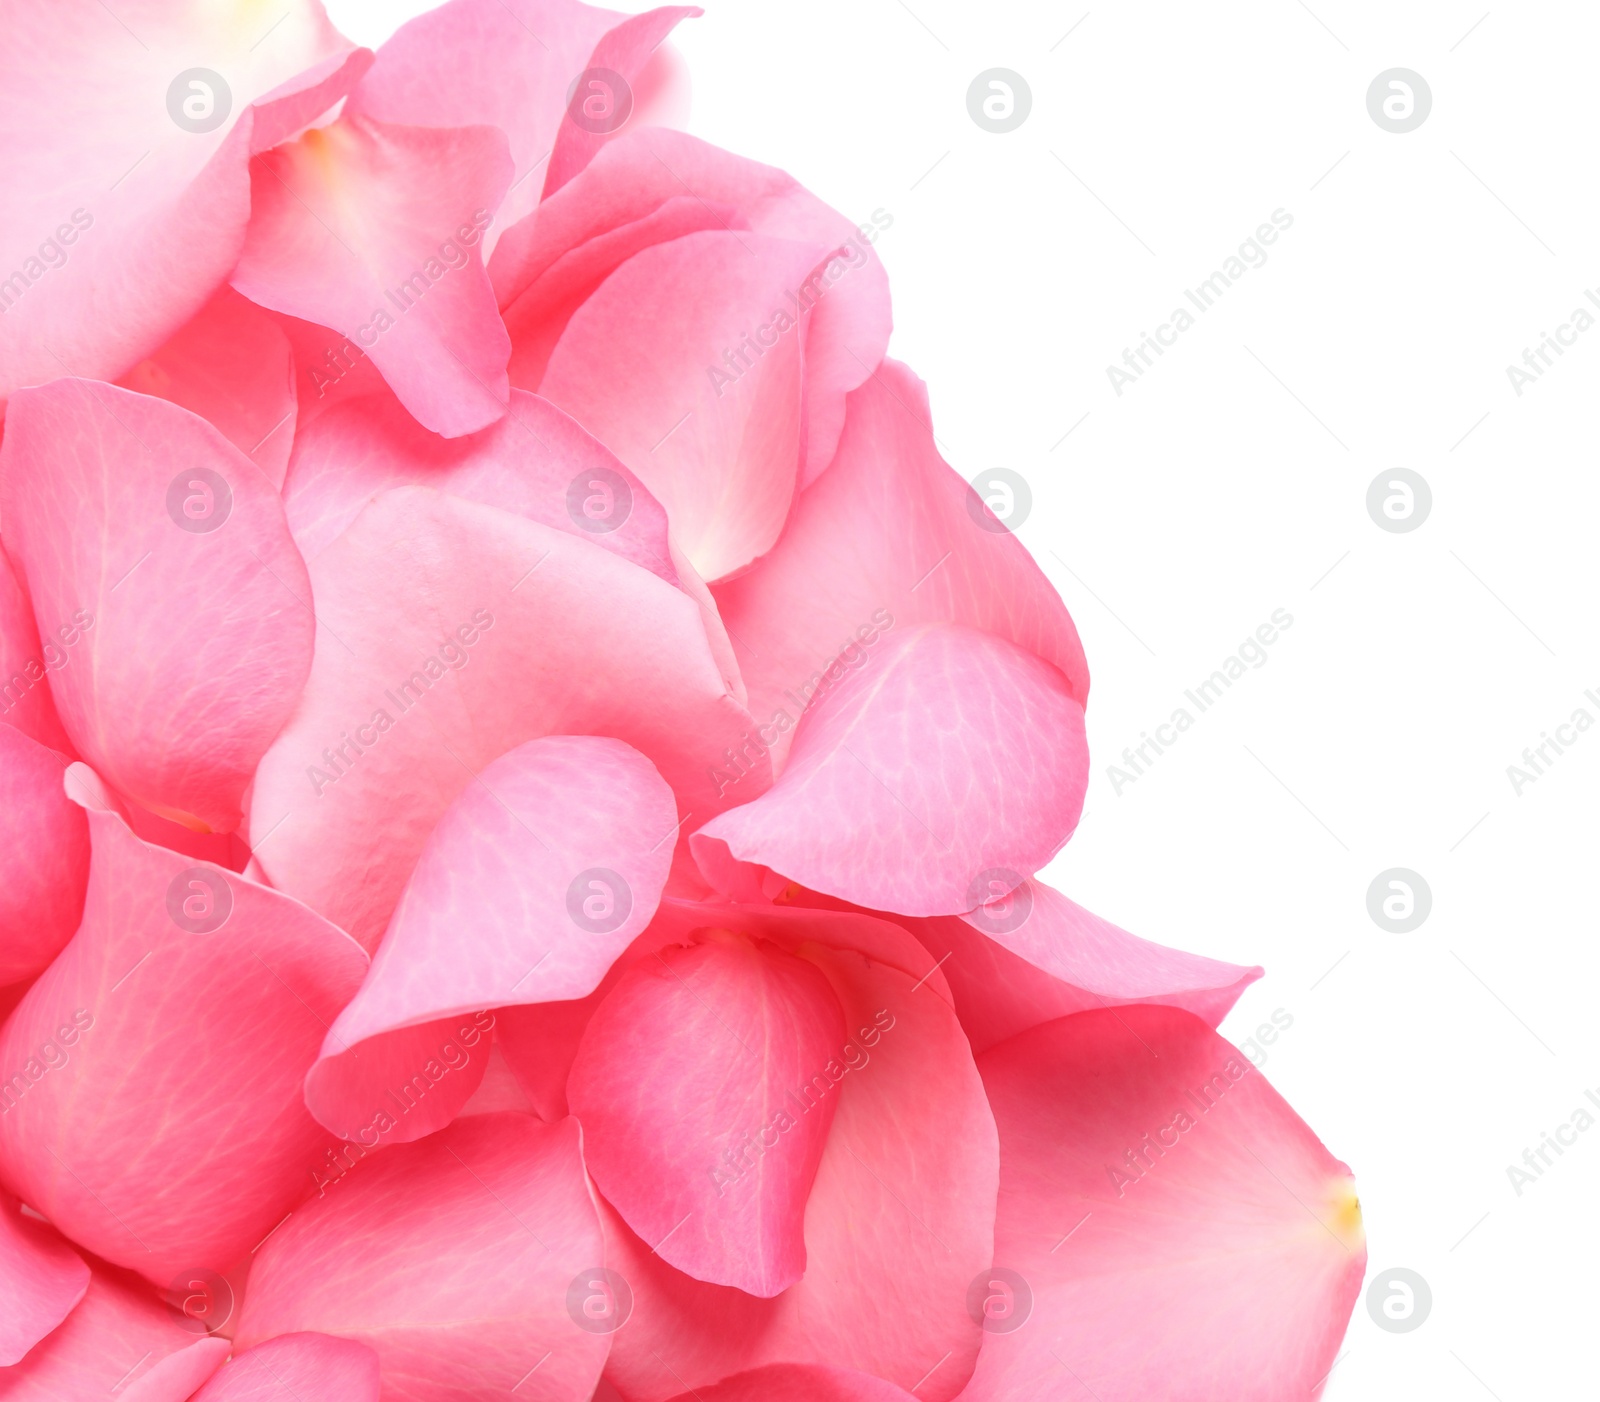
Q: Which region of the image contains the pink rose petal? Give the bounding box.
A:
[232,112,513,437]
[0,545,71,751]
[0,2,366,403]
[189,1332,379,1402]
[283,388,676,583]
[693,623,1088,917]
[0,1264,228,1401]
[118,286,297,489]
[541,231,832,581]
[569,929,846,1296]
[0,792,367,1283]
[0,381,316,833]
[0,1191,88,1367]
[663,1364,920,1402]
[237,1113,609,1402]
[963,1006,1365,1401]
[713,357,1087,774]
[248,487,765,951]
[305,735,675,1146]
[0,727,89,987]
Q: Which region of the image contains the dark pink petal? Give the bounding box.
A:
[0,545,70,752]
[0,789,367,1284]
[248,487,765,951]
[0,727,88,986]
[693,623,1087,917]
[542,8,699,198]
[0,1264,227,1400]
[493,129,891,485]
[231,113,512,437]
[714,357,1087,774]
[349,0,695,240]
[569,930,846,1296]
[305,735,675,1146]
[0,1192,88,1367]
[917,877,1260,1054]
[0,3,365,403]
[964,1006,1365,1401]
[540,231,831,582]
[0,381,315,833]
[663,1365,919,1402]
[190,1333,379,1402]
[283,389,675,583]
[237,1113,608,1402]
[601,914,994,1401]
[118,286,297,489]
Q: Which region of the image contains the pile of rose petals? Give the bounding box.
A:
[0,2,1365,1398]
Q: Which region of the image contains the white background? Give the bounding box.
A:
[331,1,1600,1395]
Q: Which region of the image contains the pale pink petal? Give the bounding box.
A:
[237,1114,608,1402]
[305,735,675,1146]
[542,8,700,198]
[0,4,365,403]
[917,877,1261,1054]
[540,231,832,581]
[602,917,994,1401]
[231,113,512,437]
[493,129,891,484]
[0,545,70,751]
[0,1265,228,1401]
[714,358,1087,774]
[0,794,367,1284]
[0,727,88,986]
[0,381,315,833]
[283,389,676,582]
[0,1192,88,1367]
[118,286,297,489]
[663,1365,920,1402]
[569,930,845,1296]
[248,487,765,950]
[348,0,696,246]
[962,1006,1365,1401]
[693,623,1087,917]
[190,1333,379,1402]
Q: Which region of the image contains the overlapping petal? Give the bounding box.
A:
[0,381,315,833]
[232,113,513,437]
[282,388,676,581]
[0,544,71,751]
[494,128,891,487]
[712,358,1087,775]
[600,905,995,1402]
[248,486,764,950]
[190,1333,380,1402]
[569,929,846,1296]
[693,623,1088,916]
[0,726,89,987]
[237,1113,608,1402]
[0,788,367,1283]
[963,1006,1365,1401]
[0,1192,88,1367]
[0,1,367,403]
[118,286,298,488]
[664,1365,921,1402]
[917,877,1261,1054]
[541,231,830,581]
[304,735,675,1145]
[0,1263,228,1400]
